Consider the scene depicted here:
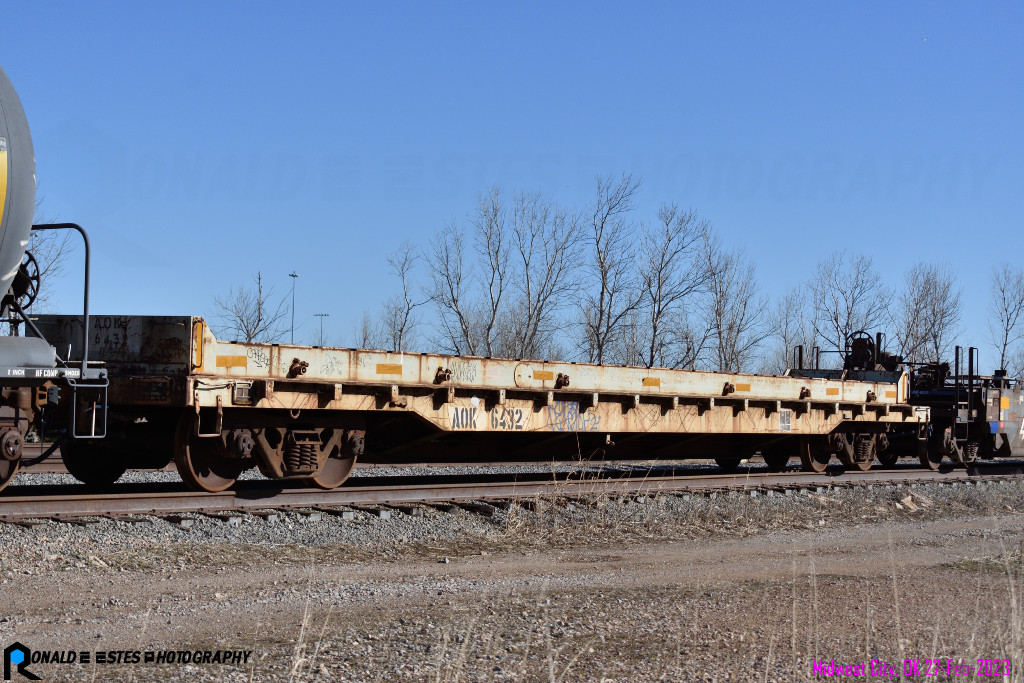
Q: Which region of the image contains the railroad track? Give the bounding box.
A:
[2,462,1022,523]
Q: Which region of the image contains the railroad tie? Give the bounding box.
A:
[105,516,153,525]
[386,504,424,517]
[455,502,496,517]
[250,510,281,523]
[203,512,243,527]
[8,519,47,528]
[349,506,392,520]
[50,517,100,527]
[311,506,356,521]
[159,515,195,529]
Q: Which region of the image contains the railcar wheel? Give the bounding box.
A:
[875,434,897,468]
[303,451,357,489]
[762,451,790,472]
[919,449,943,470]
[61,439,127,488]
[842,435,875,472]
[799,437,831,473]
[877,452,899,468]
[920,427,949,471]
[174,414,246,493]
[0,459,19,493]
[961,441,979,466]
[715,457,741,473]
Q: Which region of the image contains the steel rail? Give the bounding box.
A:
[1,464,1019,521]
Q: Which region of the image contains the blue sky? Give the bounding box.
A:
[3,2,1021,364]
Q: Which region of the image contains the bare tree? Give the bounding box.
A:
[470,187,509,356]
[23,195,74,314]
[892,262,961,364]
[637,204,709,368]
[500,191,582,359]
[1008,347,1024,379]
[380,242,424,352]
[425,188,509,355]
[989,263,1024,371]
[352,310,384,349]
[809,250,889,359]
[425,222,477,354]
[579,173,644,364]
[211,272,288,343]
[614,309,710,370]
[702,232,769,372]
[762,287,816,374]
[663,310,712,370]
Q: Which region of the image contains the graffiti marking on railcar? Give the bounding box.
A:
[246,347,270,369]
[546,401,601,432]
[450,405,479,430]
[490,406,525,431]
[449,360,478,384]
[320,354,345,377]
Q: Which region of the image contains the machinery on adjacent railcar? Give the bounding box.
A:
[908,350,1022,469]
[787,331,922,472]
[0,66,107,492]
[790,331,1023,471]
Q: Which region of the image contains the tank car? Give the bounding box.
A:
[0,66,107,492]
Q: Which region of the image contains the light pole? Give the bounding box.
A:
[314,313,329,345]
[288,272,298,344]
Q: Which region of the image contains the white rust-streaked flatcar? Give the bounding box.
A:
[37,315,930,492]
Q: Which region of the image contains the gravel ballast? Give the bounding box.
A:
[2,473,1024,681]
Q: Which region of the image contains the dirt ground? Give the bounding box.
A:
[3,486,1024,682]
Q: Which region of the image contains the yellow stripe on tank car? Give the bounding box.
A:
[216,355,248,368]
[376,363,403,375]
[0,144,8,235]
[533,370,554,381]
[642,377,661,387]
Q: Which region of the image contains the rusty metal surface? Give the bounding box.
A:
[0,465,1013,520]
[37,314,908,402]
[34,315,927,442]
[36,315,194,376]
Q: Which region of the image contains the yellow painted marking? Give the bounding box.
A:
[0,147,8,235]
[1002,397,1011,410]
[885,390,897,399]
[376,363,403,375]
[825,387,840,396]
[735,383,750,392]
[533,370,554,381]
[642,377,661,387]
[216,355,247,368]
[192,320,205,369]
